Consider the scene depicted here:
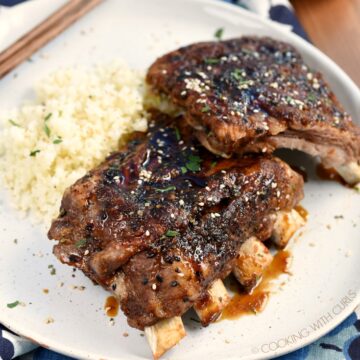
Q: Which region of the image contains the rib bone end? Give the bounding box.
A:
[194,279,230,326]
[145,317,186,360]
[271,209,305,248]
[233,237,273,292]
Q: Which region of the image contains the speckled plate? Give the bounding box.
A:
[0,0,359,359]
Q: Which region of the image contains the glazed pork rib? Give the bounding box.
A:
[146,36,360,184]
[48,113,303,357]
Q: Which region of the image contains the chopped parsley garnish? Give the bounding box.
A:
[7,301,20,309]
[44,113,52,137]
[44,113,52,121]
[214,27,224,40]
[165,230,179,237]
[155,186,176,193]
[75,239,87,249]
[53,136,63,144]
[185,154,202,172]
[181,166,188,174]
[8,119,21,127]
[201,105,210,113]
[306,92,317,102]
[232,69,245,82]
[44,123,51,137]
[204,58,220,65]
[47,265,56,275]
[30,149,41,157]
[286,96,294,104]
[174,127,181,141]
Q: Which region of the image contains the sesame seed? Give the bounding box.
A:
[145,230,150,236]
[152,284,157,290]
[198,202,204,206]
[271,182,277,189]
[179,199,185,206]
[205,186,211,191]
[219,184,225,189]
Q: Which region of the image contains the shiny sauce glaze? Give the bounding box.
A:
[221,250,291,320]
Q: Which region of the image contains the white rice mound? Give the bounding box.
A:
[0,61,148,224]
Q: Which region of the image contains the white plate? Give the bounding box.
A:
[0,1,359,359]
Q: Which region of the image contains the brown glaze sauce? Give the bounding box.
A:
[316,164,347,186]
[221,250,291,320]
[104,296,119,317]
[294,205,308,221]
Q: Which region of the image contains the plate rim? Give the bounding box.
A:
[0,0,359,359]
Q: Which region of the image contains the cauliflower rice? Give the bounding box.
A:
[0,61,148,224]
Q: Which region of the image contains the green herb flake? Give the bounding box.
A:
[232,69,245,82]
[165,230,179,237]
[174,127,181,141]
[50,268,56,276]
[75,239,87,249]
[306,92,317,103]
[204,58,220,65]
[201,105,210,113]
[185,154,202,172]
[44,113,52,121]
[210,161,217,169]
[181,166,188,174]
[44,123,51,137]
[214,27,224,41]
[29,149,41,157]
[286,96,294,104]
[8,119,21,127]
[7,301,20,309]
[155,186,176,193]
[53,136,63,144]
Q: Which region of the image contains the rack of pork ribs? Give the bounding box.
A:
[49,36,360,359]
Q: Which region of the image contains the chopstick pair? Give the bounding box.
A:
[0,0,103,80]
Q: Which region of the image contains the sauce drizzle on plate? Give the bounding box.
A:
[221,250,291,320]
[104,296,119,317]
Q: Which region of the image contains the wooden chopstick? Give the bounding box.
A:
[0,0,103,79]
